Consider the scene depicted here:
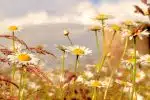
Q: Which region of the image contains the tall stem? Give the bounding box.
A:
[67,35,73,45]
[131,37,137,100]
[18,67,27,100]
[74,55,79,75]
[11,31,16,95]
[101,20,105,52]
[62,51,65,75]
[95,31,100,60]
[92,87,97,100]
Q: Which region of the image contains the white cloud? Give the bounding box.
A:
[0,0,149,28]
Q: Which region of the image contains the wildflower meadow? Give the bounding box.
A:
[0,0,150,100]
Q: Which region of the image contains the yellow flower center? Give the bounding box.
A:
[18,54,31,61]
[8,26,18,31]
[111,24,121,31]
[136,73,141,78]
[91,81,101,87]
[124,20,133,26]
[72,48,84,55]
[95,14,110,20]
[90,26,101,31]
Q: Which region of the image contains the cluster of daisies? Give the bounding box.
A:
[1,1,150,99]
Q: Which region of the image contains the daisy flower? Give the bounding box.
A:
[67,45,92,57]
[121,58,140,69]
[64,29,70,36]
[86,80,103,88]
[110,24,121,32]
[55,44,67,52]
[89,25,101,32]
[139,54,150,67]
[123,20,137,26]
[136,70,146,83]
[94,13,113,21]
[8,51,40,67]
[8,25,18,32]
[121,28,150,40]
[126,48,140,58]
[76,75,84,83]
[115,79,133,87]
[129,29,150,40]
[83,71,94,79]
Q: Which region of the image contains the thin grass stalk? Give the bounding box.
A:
[94,30,100,60]
[131,37,137,100]
[11,31,16,95]
[62,51,65,75]
[103,37,129,99]
[67,35,73,45]
[101,20,105,52]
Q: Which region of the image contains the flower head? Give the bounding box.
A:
[64,29,69,36]
[121,58,140,69]
[123,20,136,26]
[67,45,92,56]
[110,24,121,32]
[115,79,133,87]
[8,51,40,67]
[8,25,18,31]
[121,28,150,40]
[136,70,146,83]
[86,80,102,88]
[94,13,113,21]
[140,54,150,67]
[89,25,101,31]
[129,29,150,40]
[126,48,140,58]
[55,44,67,52]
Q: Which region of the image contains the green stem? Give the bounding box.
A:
[11,31,16,95]
[101,20,105,52]
[67,35,73,45]
[92,87,97,100]
[97,31,116,72]
[19,69,24,100]
[62,51,65,75]
[95,31,101,60]
[131,37,137,100]
[74,55,79,75]
[19,67,27,100]
[103,37,129,99]
[60,51,65,99]
[12,31,16,52]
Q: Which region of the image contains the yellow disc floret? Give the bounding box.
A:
[18,54,31,61]
[8,26,18,31]
[91,81,101,87]
[72,48,85,56]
